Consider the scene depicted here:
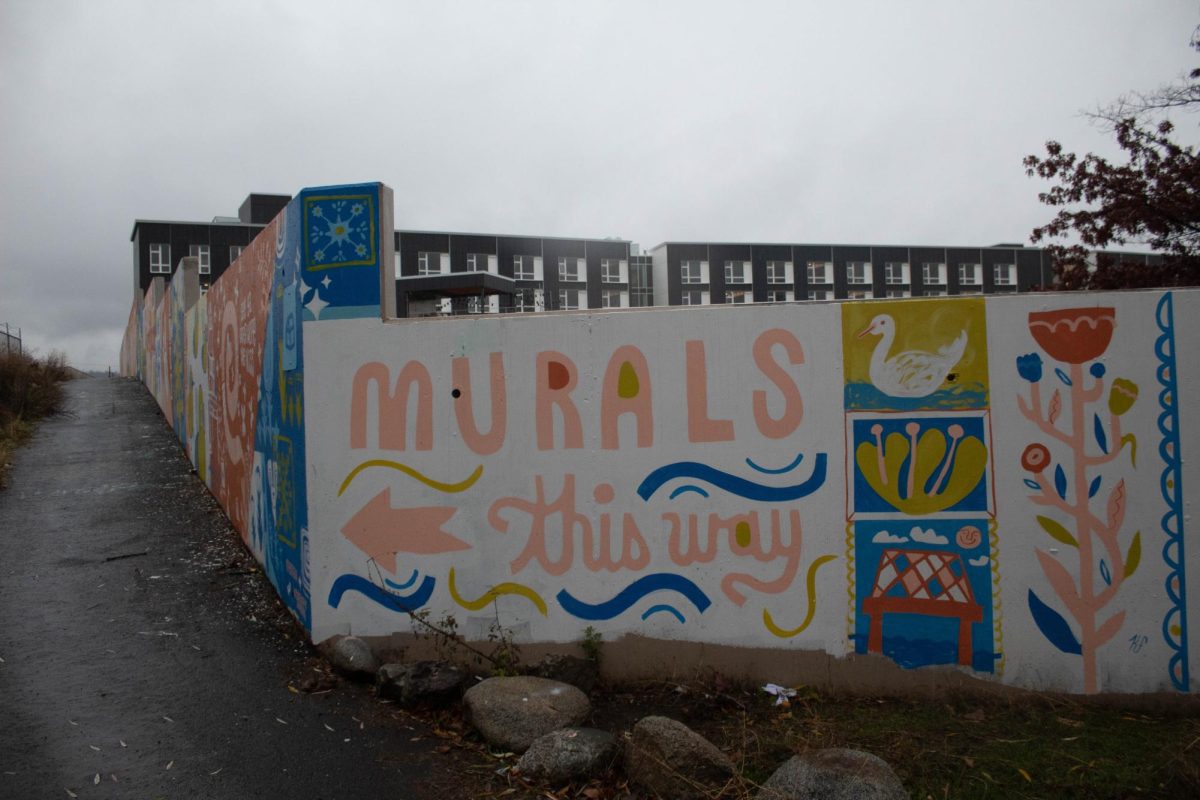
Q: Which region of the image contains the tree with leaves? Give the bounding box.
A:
[1024,28,1200,290]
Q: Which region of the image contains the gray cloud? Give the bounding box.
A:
[1,0,1196,370]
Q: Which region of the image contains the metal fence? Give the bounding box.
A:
[1,322,22,355]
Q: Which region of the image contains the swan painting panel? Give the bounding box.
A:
[857,313,968,398]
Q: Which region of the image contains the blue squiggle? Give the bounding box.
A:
[557,573,711,621]
[669,485,709,499]
[637,453,828,502]
[641,604,686,624]
[745,452,804,475]
[385,569,419,591]
[1154,292,1189,692]
[328,573,435,612]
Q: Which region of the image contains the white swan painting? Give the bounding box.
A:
[856,314,969,398]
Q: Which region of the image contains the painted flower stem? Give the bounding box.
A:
[1019,361,1130,693]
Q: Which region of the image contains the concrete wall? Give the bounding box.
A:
[122,180,1197,695]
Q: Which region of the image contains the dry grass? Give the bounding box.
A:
[0,349,72,487]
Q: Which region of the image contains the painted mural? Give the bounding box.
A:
[120,180,1196,695]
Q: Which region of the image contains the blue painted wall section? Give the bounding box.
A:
[299,184,383,321]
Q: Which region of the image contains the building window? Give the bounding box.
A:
[189,244,211,275]
[601,289,626,308]
[921,262,946,285]
[958,263,982,285]
[513,255,536,280]
[846,261,872,284]
[558,288,583,310]
[766,289,793,302]
[601,258,624,283]
[883,262,908,284]
[847,288,875,300]
[467,253,490,272]
[724,290,750,304]
[629,258,653,307]
[680,260,705,284]
[885,288,910,298]
[724,260,749,284]
[514,288,542,312]
[994,263,1016,285]
[418,251,443,276]
[923,288,947,297]
[806,261,832,284]
[558,257,582,282]
[149,243,170,274]
[229,245,245,264]
[806,289,831,301]
[766,261,792,284]
[957,286,982,295]
[680,289,708,305]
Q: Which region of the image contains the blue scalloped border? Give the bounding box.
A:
[1155,292,1189,692]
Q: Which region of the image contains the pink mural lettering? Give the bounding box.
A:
[350,361,433,451]
[686,339,734,442]
[600,345,654,450]
[535,351,583,450]
[752,328,805,439]
[452,352,507,455]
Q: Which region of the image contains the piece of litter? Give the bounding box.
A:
[275,718,288,725]
[93,774,100,785]
[343,738,350,743]
[192,645,201,651]
[209,768,222,776]
[324,724,334,732]
[68,720,78,726]
[65,790,77,798]
[119,740,127,748]
[761,683,798,706]
[163,716,174,723]
[89,745,100,752]
[165,761,173,770]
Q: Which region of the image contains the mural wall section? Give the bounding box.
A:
[122,180,1196,695]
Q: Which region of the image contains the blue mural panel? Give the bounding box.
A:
[299,183,382,320]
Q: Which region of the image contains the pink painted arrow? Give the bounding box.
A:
[340,488,470,573]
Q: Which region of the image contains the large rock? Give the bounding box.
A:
[464,676,591,753]
[757,749,907,800]
[377,660,467,707]
[530,654,599,694]
[624,715,736,799]
[516,727,617,784]
[327,635,377,678]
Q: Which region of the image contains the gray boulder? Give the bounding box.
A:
[624,715,736,799]
[328,635,377,678]
[757,749,907,800]
[377,660,467,707]
[516,727,617,784]
[464,676,590,753]
[530,654,599,694]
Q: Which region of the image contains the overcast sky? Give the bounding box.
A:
[1,1,1196,371]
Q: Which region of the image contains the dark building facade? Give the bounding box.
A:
[130,193,290,295]
[130,193,1165,315]
[649,241,1162,306]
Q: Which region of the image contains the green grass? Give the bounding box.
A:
[0,349,71,487]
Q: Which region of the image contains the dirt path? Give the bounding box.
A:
[0,377,464,799]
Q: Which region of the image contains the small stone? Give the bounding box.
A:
[517,727,617,784]
[757,749,907,800]
[624,715,736,799]
[376,660,467,707]
[464,676,590,753]
[327,635,377,678]
[530,653,599,694]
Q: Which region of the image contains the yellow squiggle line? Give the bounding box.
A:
[989,518,1005,678]
[763,555,839,638]
[448,567,548,616]
[845,519,857,641]
[338,461,482,496]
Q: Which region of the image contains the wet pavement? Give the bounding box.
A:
[0,377,460,799]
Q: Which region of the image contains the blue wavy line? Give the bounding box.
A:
[745,452,804,475]
[328,573,435,613]
[641,604,686,624]
[1154,292,1188,692]
[384,569,419,591]
[556,573,711,621]
[669,485,709,499]
[637,453,828,502]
